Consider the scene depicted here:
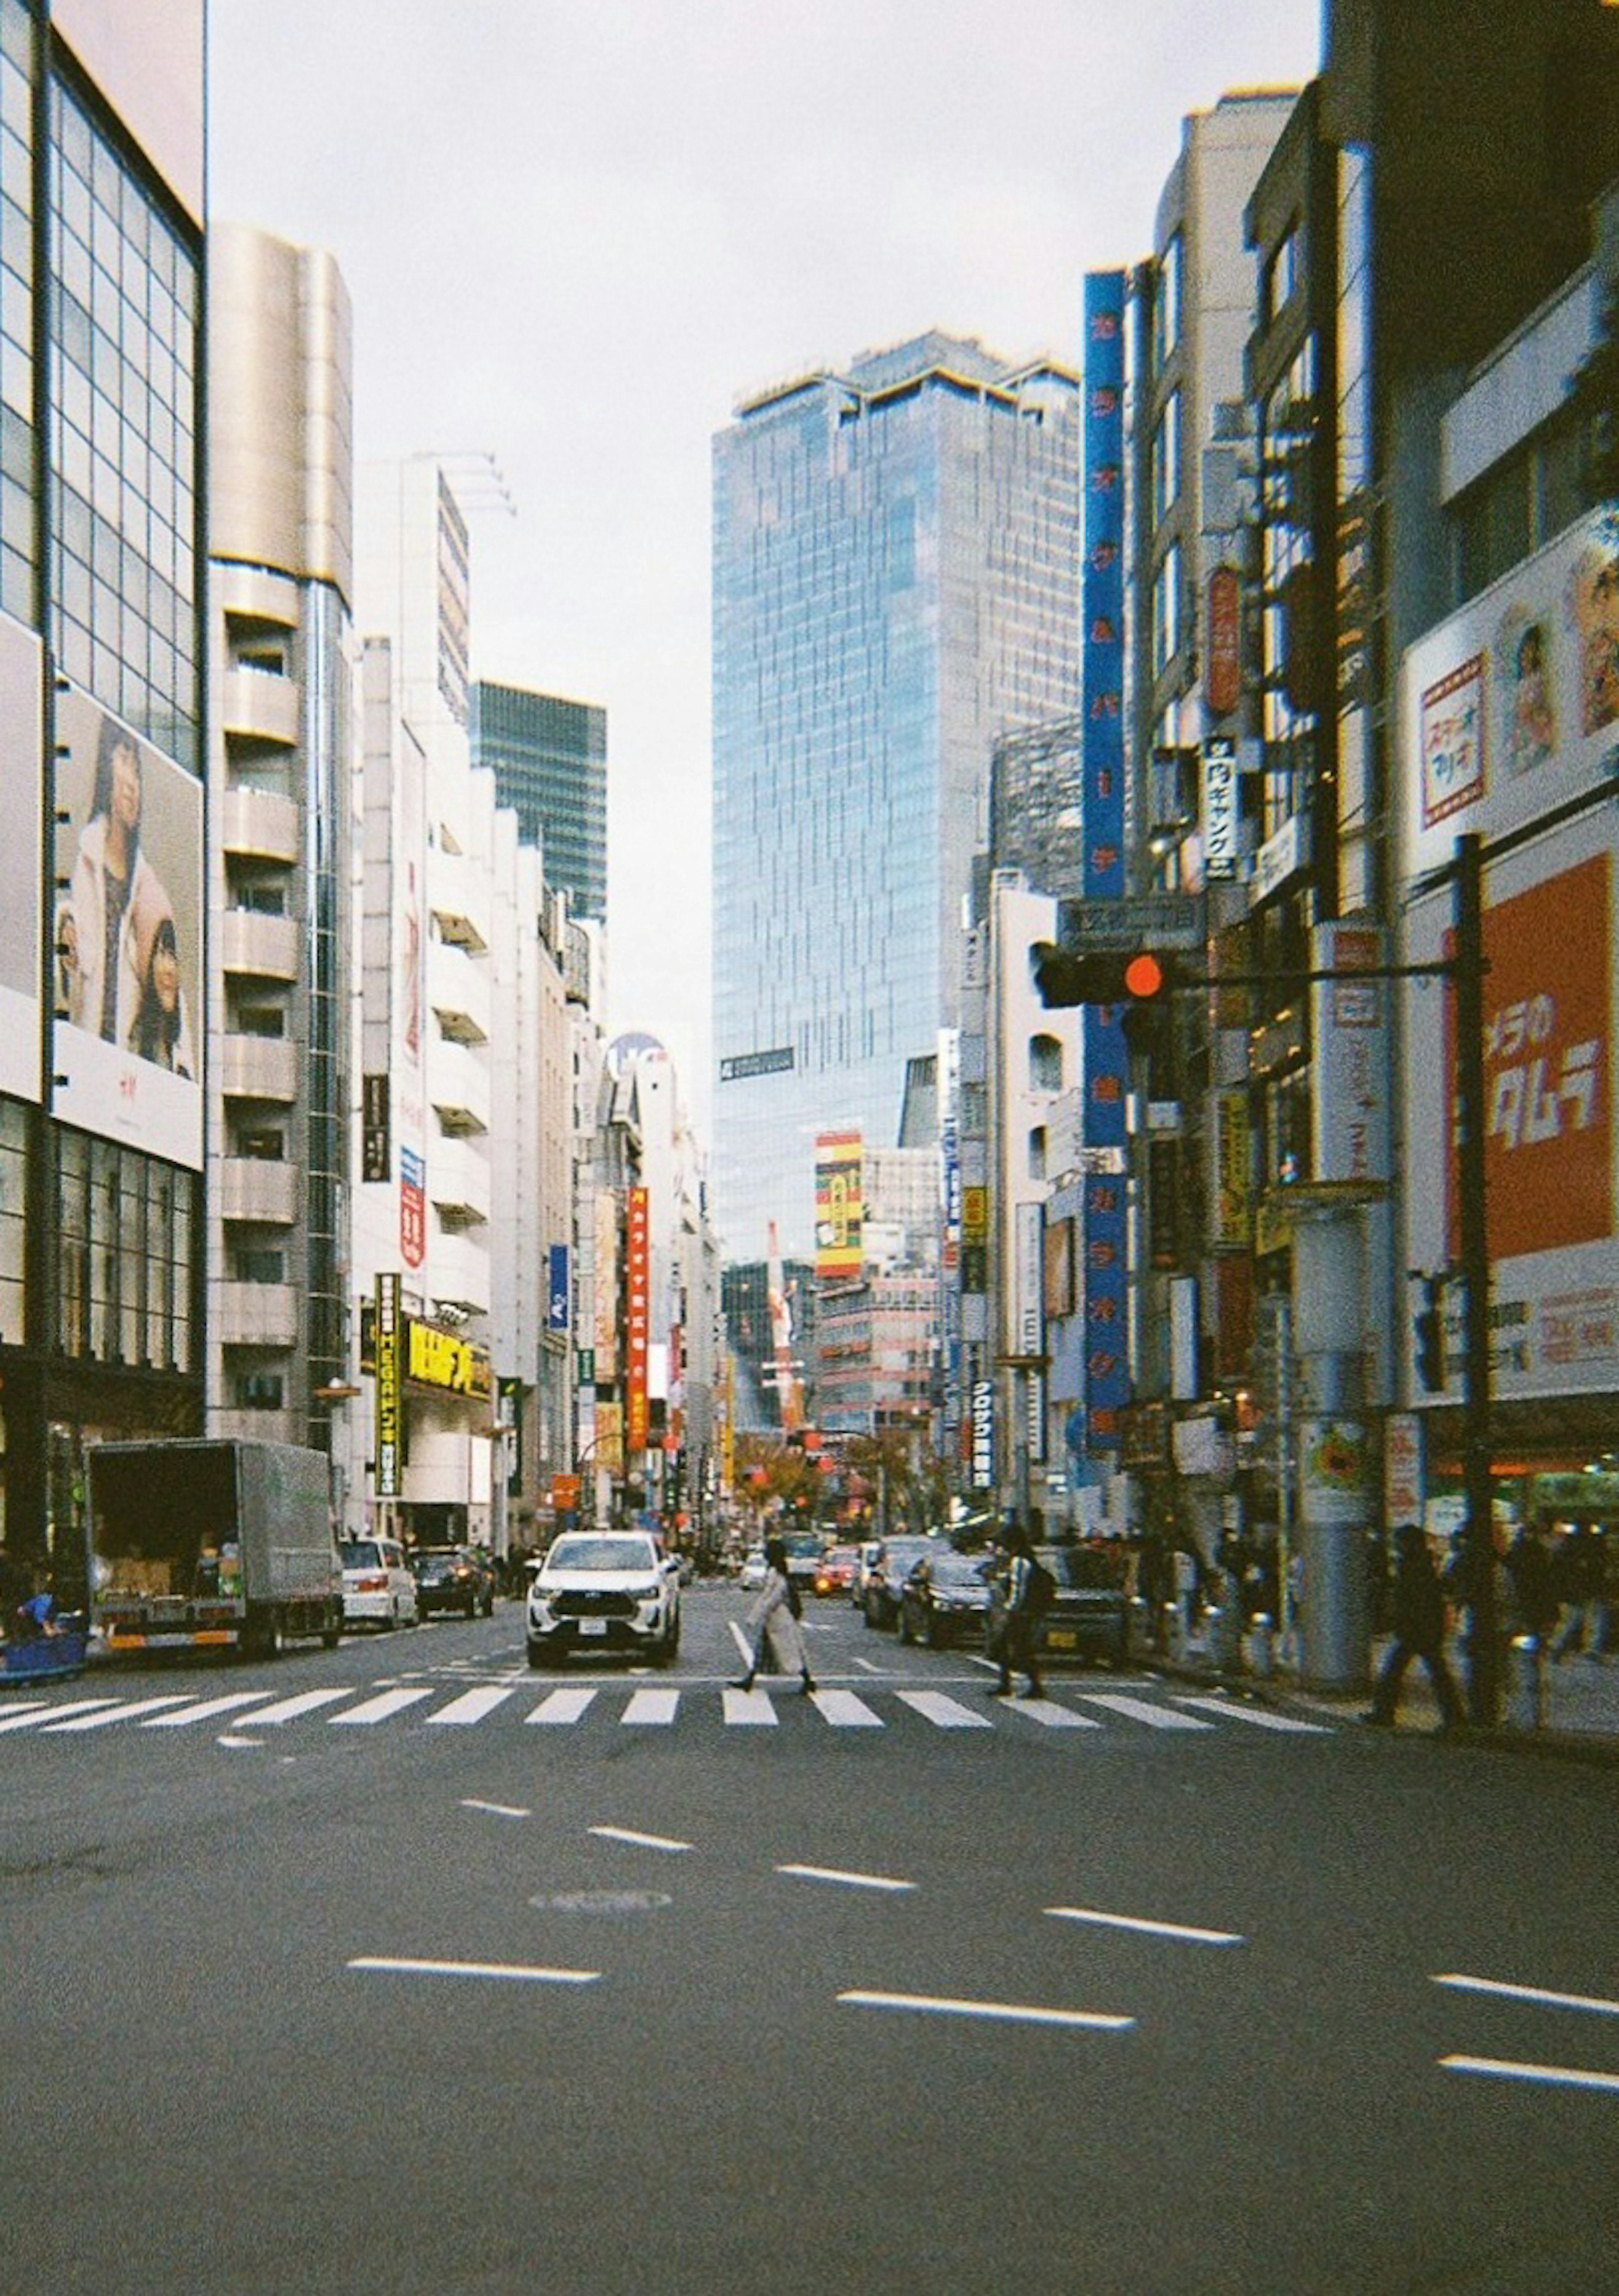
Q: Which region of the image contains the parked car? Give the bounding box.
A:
[338,1535,419,1631]
[862,1534,937,1631]
[897,1546,994,1648]
[525,1529,681,1667]
[411,1545,495,1619]
[813,1544,860,1598]
[987,1541,1130,1667]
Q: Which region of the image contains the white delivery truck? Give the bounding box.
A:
[88,1438,344,1659]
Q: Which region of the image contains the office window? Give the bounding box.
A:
[1029,1034,1064,1093]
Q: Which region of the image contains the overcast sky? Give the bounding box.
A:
[208,0,1322,1134]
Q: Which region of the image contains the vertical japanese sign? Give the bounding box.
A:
[1081,269,1130,1449]
[625,1185,651,1458]
[375,1272,401,1500]
[400,1143,426,1270]
[814,1131,863,1277]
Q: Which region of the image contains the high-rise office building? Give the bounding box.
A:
[471,680,608,925]
[0,1,206,1565]
[711,331,1083,1266]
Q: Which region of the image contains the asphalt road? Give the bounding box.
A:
[3,1586,1616,2296]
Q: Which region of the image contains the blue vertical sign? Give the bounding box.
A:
[547,1244,570,1333]
[1080,270,1129,1449]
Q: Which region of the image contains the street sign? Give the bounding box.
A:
[1053,893,1204,950]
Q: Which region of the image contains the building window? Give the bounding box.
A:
[235,1248,284,1284]
[237,1371,284,1411]
[1152,392,1181,526]
[0,1095,25,1345]
[1154,232,1182,374]
[1029,1034,1064,1093]
[1027,1126,1047,1181]
[1153,543,1181,677]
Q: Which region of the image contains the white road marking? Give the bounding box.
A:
[1046,1905,1245,1946]
[1076,1694,1213,1731]
[1171,1696,1329,1734]
[0,1697,118,1731]
[525,1688,597,1726]
[777,1863,915,1892]
[349,1956,600,1986]
[1009,1698,1100,1729]
[1441,2054,1619,2094]
[853,1656,886,1675]
[728,1621,756,1661]
[142,1691,280,1728]
[590,1825,691,1852]
[462,1799,530,1819]
[893,1690,993,1730]
[428,1686,520,1726]
[1434,1974,1619,2018]
[839,1990,1134,2032]
[0,1700,51,1725]
[722,1686,778,1725]
[40,1695,197,1731]
[810,1688,883,1727]
[621,1689,680,1726]
[231,1687,353,1726]
[331,1687,437,1726]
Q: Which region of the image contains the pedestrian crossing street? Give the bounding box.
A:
[0,1678,1334,1742]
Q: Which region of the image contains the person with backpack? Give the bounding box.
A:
[988,1522,1053,1699]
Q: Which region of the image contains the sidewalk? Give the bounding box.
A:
[1144,1624,1619,1766]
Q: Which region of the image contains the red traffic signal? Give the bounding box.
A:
[1031,944,1176,1009]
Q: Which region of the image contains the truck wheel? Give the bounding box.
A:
[321,1604,342,1651]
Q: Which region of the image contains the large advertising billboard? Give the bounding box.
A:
[1404,820,1614,1403]
[51,685,202,1168]
[0,615,43,1105]
[814,1131,863,1278]
[1403,505,1619,879]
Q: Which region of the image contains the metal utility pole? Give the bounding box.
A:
[1454,834,1499,1725]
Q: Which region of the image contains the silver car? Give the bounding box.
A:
[526,1530,681,1668]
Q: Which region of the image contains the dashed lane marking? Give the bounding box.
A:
[1434,1973,1619,2018]
[590,1825,691,1852]
[462,1799,530,1819]
[1440,2055,1619,2095]
[777,1863,915,1892]
[839,1989,1134,2032]
[1046,1905,1245,1946]
[349,1956,600,1987]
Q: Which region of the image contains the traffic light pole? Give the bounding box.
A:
[1453,834,1499,1726]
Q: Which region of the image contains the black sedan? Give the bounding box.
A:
[411,1546,496,1619]
[861,1534,938,1630]
[897,1548,994,1648]
[986,1541,1130,1667]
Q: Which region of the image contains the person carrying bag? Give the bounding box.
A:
[733,1535,816,1694]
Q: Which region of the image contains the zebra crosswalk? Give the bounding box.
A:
[0,1678,1334,1742]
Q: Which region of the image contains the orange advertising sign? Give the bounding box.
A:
[1446,852,1612,1264]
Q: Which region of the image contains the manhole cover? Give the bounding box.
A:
[533,1888,672,1915]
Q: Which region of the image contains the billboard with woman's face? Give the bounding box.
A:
[51,686,203,1169]
[0,614,43,1104]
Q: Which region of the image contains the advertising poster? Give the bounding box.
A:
[814,1131,863,1277]
[1405,816,1615,1403]
[625,1185,650,1456]
[51,686,202,1168]
[1403,505,1619,879]
[0,615,42,1104]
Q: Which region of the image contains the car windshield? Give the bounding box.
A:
[414,1549,460,1567]
[781,1533,822,1558]
[1044,1544,1127,1590]
[546,1535,656,1574]
[339,1541,381,1569]
[924,1551,988,1586]
[882,1539,933,1569]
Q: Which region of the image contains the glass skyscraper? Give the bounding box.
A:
[471,680,608,923]
[711,331,1083,1264]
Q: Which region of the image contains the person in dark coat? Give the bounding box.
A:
[1363,1524,1463,1731]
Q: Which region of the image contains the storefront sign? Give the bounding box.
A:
[375,1273,401,1498]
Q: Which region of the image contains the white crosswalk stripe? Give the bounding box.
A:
[893,1690,993,1730]
[427,1685,521,1727]
[2,1680,1342,1740]
[1076,1693,1214,1730]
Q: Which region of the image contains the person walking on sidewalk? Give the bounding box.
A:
[732,1535,815,1694]
[1364,1524,1463,1732]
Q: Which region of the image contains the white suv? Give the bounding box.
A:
[526,1530,680,1668]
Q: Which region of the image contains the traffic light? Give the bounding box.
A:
[1413,1282,1444,1393]
[1030,943,1176,1011]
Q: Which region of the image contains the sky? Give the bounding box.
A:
[208,0,1323,1137]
